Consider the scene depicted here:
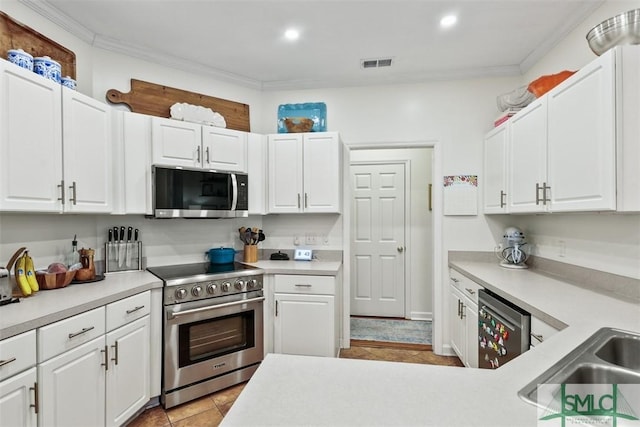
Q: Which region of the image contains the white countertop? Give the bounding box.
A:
[0,270,162,340]
[222,259,640,427]
[243,260,342,276]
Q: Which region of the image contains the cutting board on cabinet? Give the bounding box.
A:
[106,79,250,132]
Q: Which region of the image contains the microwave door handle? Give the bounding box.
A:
[230,174,238,210]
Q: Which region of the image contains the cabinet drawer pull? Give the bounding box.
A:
[69,181,77,205]
[101,345,109,371]
[126,305,145,314]
[205,146,210,164]
[0,357,17,367]
[196,146,201,163]
[68,326,95,339]
[451,277,459,283]
[57,180,65,205]
[29,382,38,414]
[465,288,475,295]
[531,333,544,342]
[294,284,312,288]
[111,341,119,365]
[304,193,308,208]
[297,193,301,209]
[500,190,506,208]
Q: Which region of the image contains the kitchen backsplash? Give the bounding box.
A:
[0,212,343,271]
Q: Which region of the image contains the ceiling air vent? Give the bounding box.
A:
[361,58,393,69]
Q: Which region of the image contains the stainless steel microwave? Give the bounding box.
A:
[152,165,248,218]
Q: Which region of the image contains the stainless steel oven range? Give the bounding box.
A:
[147,262,264,409]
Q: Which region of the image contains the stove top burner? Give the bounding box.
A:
[147,262,259,282]
[147,262,263,305]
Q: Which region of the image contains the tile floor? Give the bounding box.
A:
[127,342,463,427]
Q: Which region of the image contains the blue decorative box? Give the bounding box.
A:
[277,102,326,133]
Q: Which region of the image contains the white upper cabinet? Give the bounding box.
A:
[546,49,616,212]
[247,133,268,215]
[0,59,113,213]
[151,117,201,167]
[111,111,152,215]
[508,98,547,213]
[202,126,247,172]
[484,45,640,214]
[152,117,247,172]
[62,87,113,213]
[482,124,509,214]
[268,132,341,214]
[0,60,63,212]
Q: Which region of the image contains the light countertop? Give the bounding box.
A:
[222,259,640,426]
[0,270,162,340]
[242,260,342,276]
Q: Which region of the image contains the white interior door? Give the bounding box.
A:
[351,163,406,317]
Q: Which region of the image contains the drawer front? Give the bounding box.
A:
[449,269,483,304]
[38,306,105,362]
[106,291,151,331]
[0,330,36,380]
[530,316,560,347]
[274,275,335,295]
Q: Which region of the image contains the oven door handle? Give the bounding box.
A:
[167,296,265,320]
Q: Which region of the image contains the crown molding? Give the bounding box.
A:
[19,0,95,43]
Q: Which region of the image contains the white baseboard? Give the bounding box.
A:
[408,311,432,321]
[439,343,457,357]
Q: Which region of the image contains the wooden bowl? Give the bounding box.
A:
[36,270,76,290]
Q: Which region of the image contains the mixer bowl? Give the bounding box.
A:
[587,9,640,56]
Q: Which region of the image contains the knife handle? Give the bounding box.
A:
[134,229,139,241]
[113,227,119,241]
[120,227,125,241]
[108,228,113,242]
[127,227,132,241]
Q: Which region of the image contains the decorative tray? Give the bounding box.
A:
[277,102,326,133]
[71,274,105,284]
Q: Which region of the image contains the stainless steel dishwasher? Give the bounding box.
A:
[478,289,530,369]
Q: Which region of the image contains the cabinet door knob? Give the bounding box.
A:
[397,246,404,253]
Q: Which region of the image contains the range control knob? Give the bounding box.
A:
[221,282,231,292]
[207,283,217,294]
[247,279,258,289]
[234,280,245,290]
[191,285,203,297]
[175,288,187,300]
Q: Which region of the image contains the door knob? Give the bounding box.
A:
[397,246,404,253]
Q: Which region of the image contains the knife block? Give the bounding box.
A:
[105,241,143,273]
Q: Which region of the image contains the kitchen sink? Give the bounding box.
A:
[518,327,640,407]
[595,336,640,370]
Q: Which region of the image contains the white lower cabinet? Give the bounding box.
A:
[0,367,38,427]
[449,270,482,368]
[0,329,38,427]
[39,336,107,427]
[36,291,151,427]
[273,275,337,357]
[106,316,150,427]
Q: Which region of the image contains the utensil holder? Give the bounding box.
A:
[105,241,143,273]
[243,245,258,263]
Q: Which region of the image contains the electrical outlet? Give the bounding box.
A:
[294,235,300,246]
[322,234,329,245]
[305,233,317,245]
[558,240,566,257]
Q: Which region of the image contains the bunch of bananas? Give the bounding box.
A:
[8,248,39,296]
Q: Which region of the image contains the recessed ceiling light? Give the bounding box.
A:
[284,28,300,41]
[440,14,457,28]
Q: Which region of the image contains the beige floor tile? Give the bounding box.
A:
[166,395,216,423]
[212,382,246,416]
[126,406,170,427]
[172,408,224,427]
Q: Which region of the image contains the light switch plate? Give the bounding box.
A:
[294,248,313,261]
